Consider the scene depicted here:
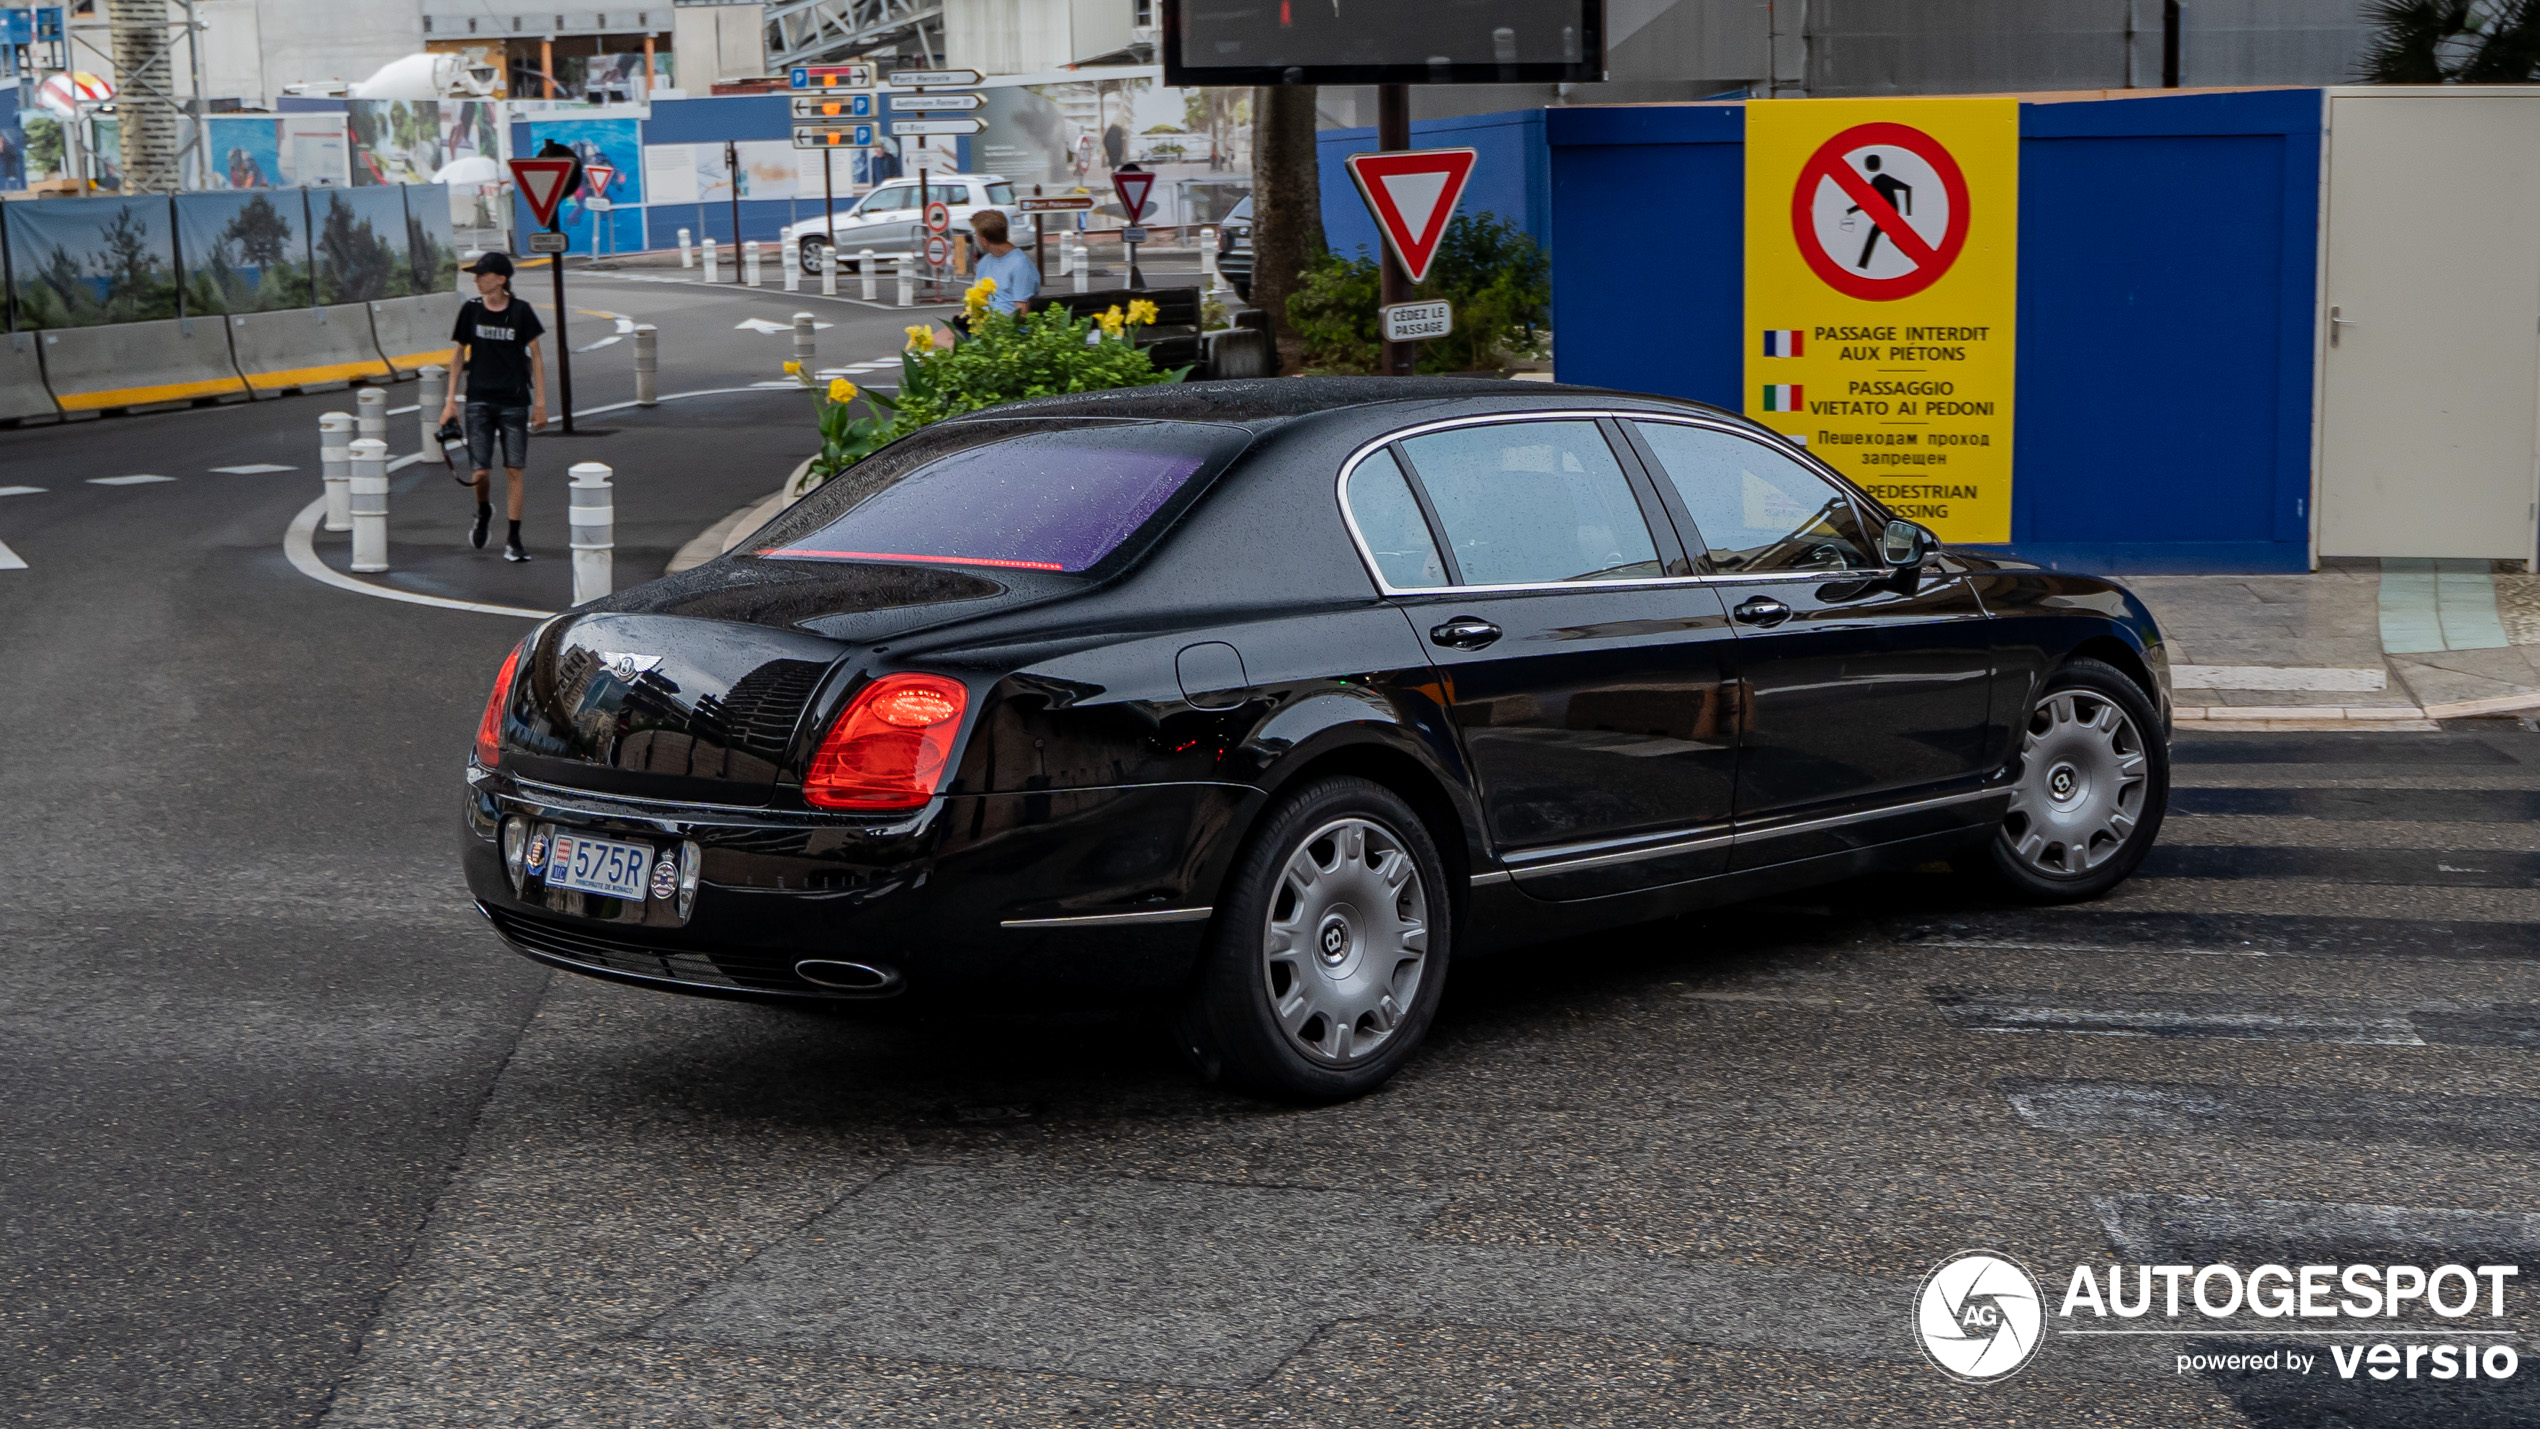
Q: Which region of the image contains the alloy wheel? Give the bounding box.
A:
[2002,689,2150,877]
[1261,817,1430,1066]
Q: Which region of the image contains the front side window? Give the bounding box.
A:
[1397,421,1662,586]
[983,182,1017,205]
[1630,422,1874,573]
[1344,449,1447,589]
[758,421,1249,573]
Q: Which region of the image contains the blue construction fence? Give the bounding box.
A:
[3,185,457,330]
[1547,89,2323,574]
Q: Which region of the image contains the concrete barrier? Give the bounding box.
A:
[38,316,249,413]
[228,305,394,396]
[368,292,461,376]
[0,330,57,422]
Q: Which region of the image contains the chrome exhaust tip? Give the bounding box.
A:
[793,959,904,995]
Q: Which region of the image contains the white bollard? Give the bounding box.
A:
[702,237,721,283]
[793,312,817,370]
[1073,242,1089,294]
[320,411,354,532]
[783,242,800,292]
[895,257,914,308]
[633,325,658,407]
[348,437,389,573]
[356,385,387,450]
[744,239,762,288]
[678,227,693,268]
[858,249,876,301]
[1201,226,1217,277]
[820,245,838,298]
[416,365,446,450]
[568,462,613,604]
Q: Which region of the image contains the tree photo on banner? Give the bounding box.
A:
[3,194,180,327]
[350,100,443,185]
[175,189,312,311]
[1743,97,2018,544]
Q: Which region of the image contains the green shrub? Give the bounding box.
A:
[798,288,1184,486]
[1285,213,1552,375]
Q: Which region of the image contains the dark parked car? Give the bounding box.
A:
[1216,194,1251,300]
[463,379,2172,1100]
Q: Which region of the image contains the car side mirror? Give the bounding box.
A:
[1881,518,1930,568]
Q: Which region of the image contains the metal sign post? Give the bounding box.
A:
[512,154,581,432]
[1021,192,1094,284]
[724,140,741,282]
[1376,87,1411,376]
[1111,164,1154,291]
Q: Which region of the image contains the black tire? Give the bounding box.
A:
[1175,776,1451,1101]
[1965,657,2169,902]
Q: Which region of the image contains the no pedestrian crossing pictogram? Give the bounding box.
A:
[1790,122,1971,301]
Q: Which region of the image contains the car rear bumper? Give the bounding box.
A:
[462,771,1258,1001]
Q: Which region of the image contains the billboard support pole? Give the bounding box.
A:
[726,140,742,280]
[1377,84,1414,377]
[551,223,576,434]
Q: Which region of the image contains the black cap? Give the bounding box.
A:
[462,251,515,277]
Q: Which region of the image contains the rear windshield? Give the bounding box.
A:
[757,420,1249,574]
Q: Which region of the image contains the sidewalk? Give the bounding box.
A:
[2132,558,2540,729]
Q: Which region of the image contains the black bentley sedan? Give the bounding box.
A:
[463,378,2170,1099]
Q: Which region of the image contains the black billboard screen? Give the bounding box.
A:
[1163,0,1605,86]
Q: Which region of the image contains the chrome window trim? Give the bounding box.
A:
[1474,786,2005,882]
[1001,906,1214,929]
[1334,409,1897,598]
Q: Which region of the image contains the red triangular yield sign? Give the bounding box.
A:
[1111,167,1155,223]
[510,157,577,228]
[581,161,616,197]
[1344,147,1478,285]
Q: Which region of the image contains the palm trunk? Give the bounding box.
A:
[1249,85,1324,376]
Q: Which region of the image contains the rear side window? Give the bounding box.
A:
[1397,421,1662,586]
[758,422,1248,574]
[983,182,1017,205]
[862,186,912,212]
[1344,449,1447,589]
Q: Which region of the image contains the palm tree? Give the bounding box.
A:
[2360,0,2540,81]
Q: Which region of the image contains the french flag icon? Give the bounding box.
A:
[1761,329,1804,357]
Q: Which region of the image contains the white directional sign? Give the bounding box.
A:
[791,93,874,120]
[889,117,985,136]
[793,122,880,149]
[886,68,982,87]
[888,91,981,111]
[1381,300,1453,342]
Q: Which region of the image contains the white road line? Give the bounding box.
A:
[0,486,44,497]
[0,539,24,570]
[284,496,552,620]
[387,405,420,416]
[387,451,429,473]
[211,463,298,474]
[2173,665,2388,692]
[89,474,175,485]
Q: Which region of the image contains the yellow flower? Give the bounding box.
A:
[904,324,936,351]
[964,276,998,309]
[782,359,801,375]
[1125,298,1159,327]
[1097,305,1126,338]
[828,377,855,403]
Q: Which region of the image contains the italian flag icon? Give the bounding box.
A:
[1760,329,1803,357]
[1761,384,1803,412]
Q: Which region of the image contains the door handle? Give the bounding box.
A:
[1733,597,1793,627]
[2329,305,2353,348]
[1428,616,1502,650]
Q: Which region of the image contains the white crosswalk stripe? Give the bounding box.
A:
[0,486,43,497]
[211,464,297,474]
[0,539,25,570]
[89,475,175,486]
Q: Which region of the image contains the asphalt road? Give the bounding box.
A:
[7,287,2540,1426]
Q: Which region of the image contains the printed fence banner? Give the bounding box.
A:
[175,189,312,313]
[205,116,284,189]
[523,117,644,253]
[312,186,421,303]
[281,114,350,188]
[403,184,460,292]
[4,194,179,328]
[351,100,443,185]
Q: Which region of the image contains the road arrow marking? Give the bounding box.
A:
[0,539,25,569]
[736,317,834,333]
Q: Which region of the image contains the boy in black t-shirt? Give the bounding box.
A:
[437,252,549,561]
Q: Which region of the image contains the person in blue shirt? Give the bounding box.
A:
[967,209,1041,316]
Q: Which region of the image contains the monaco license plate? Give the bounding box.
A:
[543,831,653,901]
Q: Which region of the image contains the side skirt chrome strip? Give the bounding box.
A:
[1002,906,1215,930]
[1473,786,2007,886]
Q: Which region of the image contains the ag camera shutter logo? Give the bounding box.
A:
[1916,1251,2044,1382]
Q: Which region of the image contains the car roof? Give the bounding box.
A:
[935,376,1744,433]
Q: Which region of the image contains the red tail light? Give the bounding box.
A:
[803,673,969,810]
[474,643,522,768]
